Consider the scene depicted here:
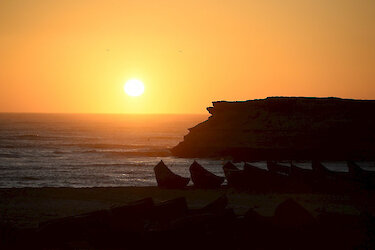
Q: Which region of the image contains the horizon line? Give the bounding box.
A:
[0,111,208,115]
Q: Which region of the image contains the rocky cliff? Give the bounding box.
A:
[171,97,375,160]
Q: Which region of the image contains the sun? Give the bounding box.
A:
[124,79,145,97]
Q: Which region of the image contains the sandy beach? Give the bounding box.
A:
[1,187,374,229]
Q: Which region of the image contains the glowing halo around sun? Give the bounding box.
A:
[123,79,145,97]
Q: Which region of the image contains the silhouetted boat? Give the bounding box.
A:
[348,161,375,189]
[38,209,111,247]
[312,161,361,191]
[243,162,283,190]
[110,197,154,232]
[154,160,190,188]
[290,162,313,177]
[153,197,188,223]
[289,162,315,191]
[348,161,375,177]
[189,195,228,215]
[290,162,315,181]
[222,161,239,175]
[189,161,224,188]
[241,208,274,249]
[222,162,243,187]
[241,199,318,250]
[243,162,269,175]
[200,195,228,212]
[224,162,269,188]
[267,161,290,175]
[312,161,333,177]
[312,161,349,179]
[274,198,316,227]
[272,199,317,249]
[249,162,291,191]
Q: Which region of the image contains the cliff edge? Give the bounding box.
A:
[171,97,375,160]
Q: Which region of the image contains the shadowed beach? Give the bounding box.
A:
[1,187,375,249]
[2,187,374,228]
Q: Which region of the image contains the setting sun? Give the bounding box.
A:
[124,79,145,97]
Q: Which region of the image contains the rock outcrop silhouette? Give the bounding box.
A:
[171,97,375,160]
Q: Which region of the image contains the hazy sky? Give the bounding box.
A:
[1,0,374,113]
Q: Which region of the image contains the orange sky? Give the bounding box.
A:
[1,0,374,114]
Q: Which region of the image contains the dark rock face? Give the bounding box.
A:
[171,97,375,160]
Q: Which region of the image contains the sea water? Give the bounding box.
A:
[0,113,370,188]
[0,113,233,187]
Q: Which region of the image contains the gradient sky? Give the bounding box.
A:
[1,0,374,113]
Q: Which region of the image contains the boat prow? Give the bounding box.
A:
[190,161,224,188]
[154,160,190,188]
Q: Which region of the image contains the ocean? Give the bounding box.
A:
[1,113,372,188]
[0,113,227,188]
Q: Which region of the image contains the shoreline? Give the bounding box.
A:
[1,186,374,229]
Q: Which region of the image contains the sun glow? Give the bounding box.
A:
[124,79,145,97]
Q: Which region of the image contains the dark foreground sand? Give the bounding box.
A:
[1,187,375,229]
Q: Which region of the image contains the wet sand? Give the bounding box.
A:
[1,187,374,229]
